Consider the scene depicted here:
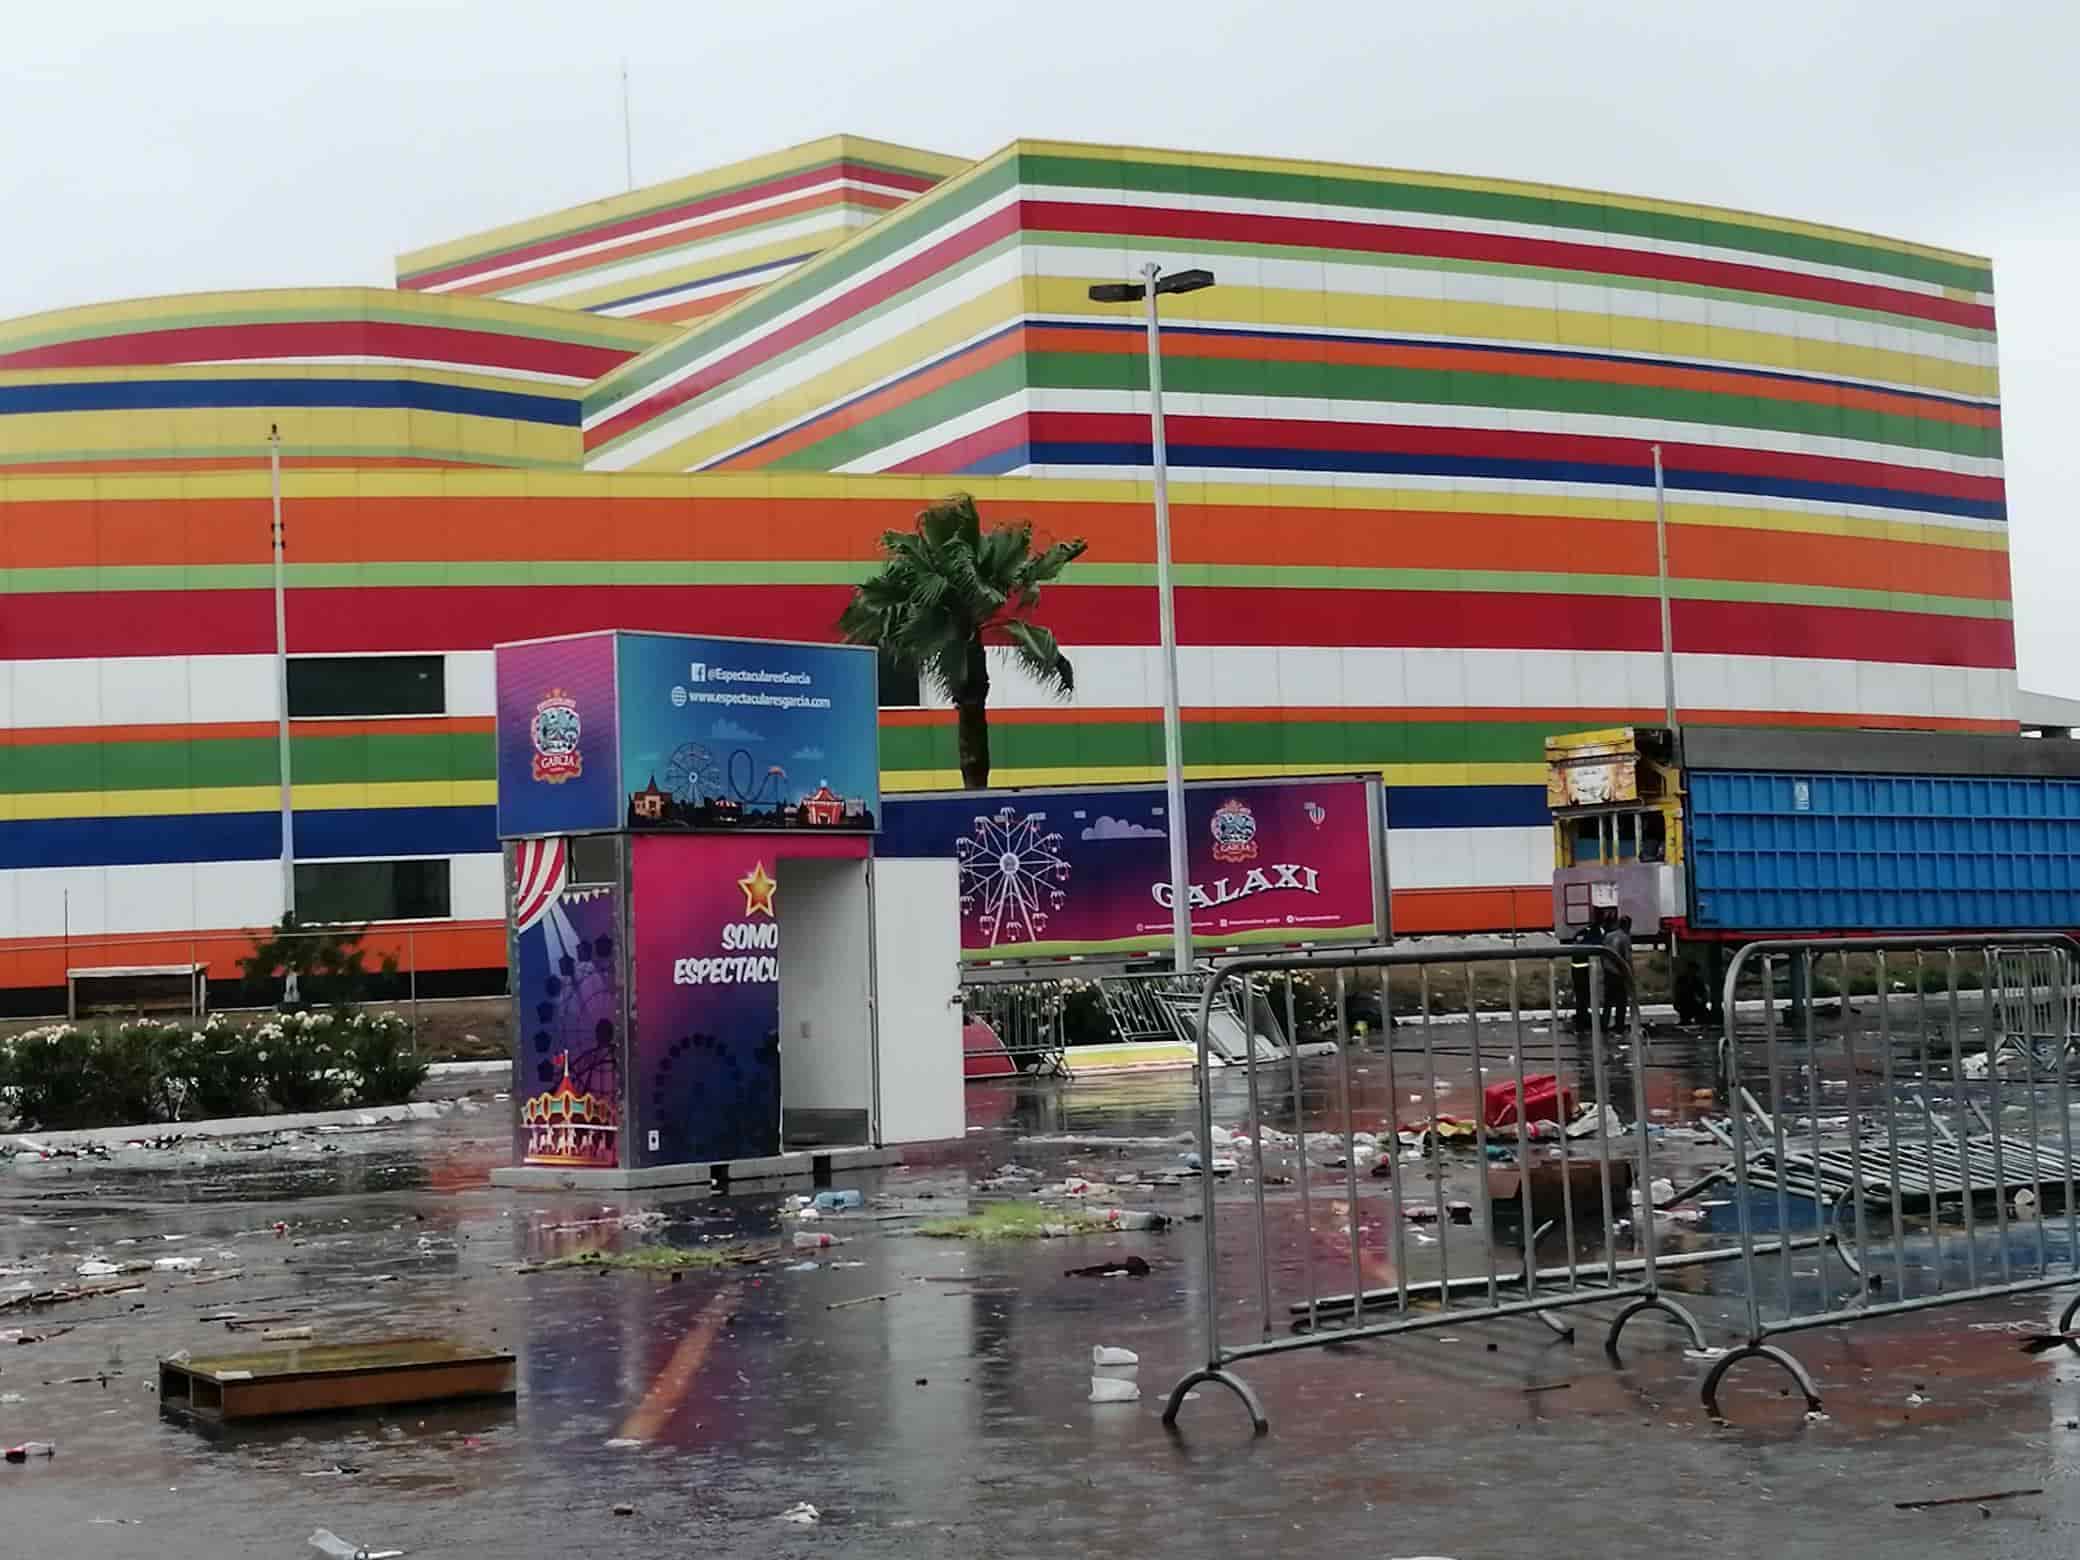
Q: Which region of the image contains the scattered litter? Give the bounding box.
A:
[74,1260,122,1279]
[152,1256,202,1272]
[1099,1208,1169,1231]
[1065,1257,1151,1278]
[777,1502,820,1526]
[1088,1376,1141,1403]
[1684,1347,1729,1361]
[1565,1104,1625,1140]
[1091,1346,1139,1367]
[1181,1153,1238,1175]
[1895,1488,2041,1511]
[1400,1204,1440,1223]
[4,1442,56,1462]
[309,1528,404,1559]
[612,1503,636,1517]
[813,1189,864,1212]
[785,1261,819,1273]
[1906,1391,1930,1407]
[825,1292,900,1311]
[616,1211,668,1231]
[2016,1331,2080,1355]
[260,1327,315,1342]
[0,1393,22,1404]
[603,1437,644,1449]
[792,1231,846,1250]
[1522,1381,1571,1395]
[301,1465,363,1478]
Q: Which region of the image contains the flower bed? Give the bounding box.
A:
[0,1011,429,1131]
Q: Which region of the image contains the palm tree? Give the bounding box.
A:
[839,494,1086,788]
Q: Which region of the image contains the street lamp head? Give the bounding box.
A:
[1153,268,1215,296]
[1087,281,1144,303]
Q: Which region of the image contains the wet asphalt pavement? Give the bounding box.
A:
[6,1040,2080,1558]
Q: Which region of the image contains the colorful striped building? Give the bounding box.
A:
[0,137,2012,996]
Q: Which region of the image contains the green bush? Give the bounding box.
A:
[0,1010,428,1130]
[2,1024,106,1130]
[344,1012,428,1106]
[162,1018,265,1120]
[250,1012,347,1114]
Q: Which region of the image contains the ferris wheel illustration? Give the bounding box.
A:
[662,743,725,807]
[956,807,1072,946]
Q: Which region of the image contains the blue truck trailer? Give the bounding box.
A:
[1547,725,2080,1022]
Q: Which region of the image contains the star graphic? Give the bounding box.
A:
[738,860,777,918]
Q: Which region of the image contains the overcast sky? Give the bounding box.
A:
[10,1,2075,695]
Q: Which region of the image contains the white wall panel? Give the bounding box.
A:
[444,652,495,718]
[94,657,188,725]
[188,655,277,724]
[105,864,196,934]
[13,660,102,729]
[11,867,110,939]
[194,860,286,933]
[449,852,506,920]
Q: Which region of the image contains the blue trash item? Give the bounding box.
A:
[813,1189,863,1212]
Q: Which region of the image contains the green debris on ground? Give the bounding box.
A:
[915,1202,1107,1240]
[526,1243,764,1274]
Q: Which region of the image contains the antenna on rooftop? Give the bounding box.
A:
[620,60,634,191]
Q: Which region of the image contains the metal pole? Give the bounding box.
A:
[620,60,634,191]
[1651,443,1677,731]
[1143,262,1193,975]
[271,427,300,1006]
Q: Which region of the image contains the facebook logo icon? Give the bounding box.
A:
[687,663,705,683]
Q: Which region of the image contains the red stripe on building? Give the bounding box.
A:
[400,161,941,292]
[585,204,1023,450]
[0,321,634,378]
[1019,200,1994,331]
[0,584,2012,668]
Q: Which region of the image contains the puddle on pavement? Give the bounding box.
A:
[0,1059,2075,1556]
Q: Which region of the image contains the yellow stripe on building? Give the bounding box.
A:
[2,780,499,823]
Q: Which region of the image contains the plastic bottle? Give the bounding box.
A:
[791,1231,846,1249]
[812,1189,863,1212]
[4,1442,55,1462]
[1100,1209,1169,1231]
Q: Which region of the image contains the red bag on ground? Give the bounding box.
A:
[1483,1074,1574,1130]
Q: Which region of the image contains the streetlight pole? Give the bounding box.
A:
[270,428,298,1000]
[1090,265,1214,976]
[1651,443,1677,734]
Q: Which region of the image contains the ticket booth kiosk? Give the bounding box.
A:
[486,630,963,1191]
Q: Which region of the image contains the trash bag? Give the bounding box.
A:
[1482,1074,1575,1130]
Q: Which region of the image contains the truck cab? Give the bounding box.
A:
[1547,726,1686,939]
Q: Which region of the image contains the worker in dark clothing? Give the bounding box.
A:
[1601,913,1635,1033]
[1569,912,1606,1030]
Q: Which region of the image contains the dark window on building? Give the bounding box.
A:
[294,858,452,923]
[568,835,618,886]
[287,654,445,718]
[876,649,920,709]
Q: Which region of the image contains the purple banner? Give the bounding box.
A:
[496,633,621,839]
[630,834,867,1167]
[880,777,1383,960]
[512,883,622,1169]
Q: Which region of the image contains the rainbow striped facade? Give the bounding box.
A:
[396,136,964,325]
[0,138,2012,990]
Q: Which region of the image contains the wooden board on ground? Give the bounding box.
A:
[159,1337,515,1424]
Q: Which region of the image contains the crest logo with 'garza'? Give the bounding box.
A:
[530,691,582,784]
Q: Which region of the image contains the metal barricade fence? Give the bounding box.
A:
[1703,934,2080,1415]
[1164,943,1708,1434]
[960,979,1071,1075]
